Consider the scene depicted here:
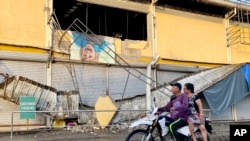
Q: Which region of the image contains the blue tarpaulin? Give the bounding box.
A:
[242,64,250,91]
[203,66,250,115]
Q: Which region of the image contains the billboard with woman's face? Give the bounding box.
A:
[70,31,116,64]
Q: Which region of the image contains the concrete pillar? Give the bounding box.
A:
[45,0,53,127]
[146,2,159,110]
[147,4,156,58]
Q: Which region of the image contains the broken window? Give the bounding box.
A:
[53,0,147,40]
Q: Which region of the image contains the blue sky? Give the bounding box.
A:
[230,0,250,5]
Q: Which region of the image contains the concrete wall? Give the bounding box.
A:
[231,43,250,63]
[0,0,47,48]
[155,8,250,64]
[156,8,227,64]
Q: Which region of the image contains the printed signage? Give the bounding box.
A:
[19,96,36,119]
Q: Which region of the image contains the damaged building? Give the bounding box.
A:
[1,0,250,128]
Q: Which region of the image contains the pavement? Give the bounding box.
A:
[0,126,47,133]
[0,122,232,141]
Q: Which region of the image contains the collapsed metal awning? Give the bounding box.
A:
[111,64,244,122]
[0,76,79,118]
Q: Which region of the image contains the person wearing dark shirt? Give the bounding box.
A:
[157,83,188,141]
[184,83,207,141]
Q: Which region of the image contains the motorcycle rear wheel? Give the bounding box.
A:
[125,129,154,141]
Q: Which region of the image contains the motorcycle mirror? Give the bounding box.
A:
[153,97,157,108]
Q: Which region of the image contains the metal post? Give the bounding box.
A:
[10,112,14,139]
[224,8,237,63]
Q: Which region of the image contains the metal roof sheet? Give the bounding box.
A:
[165,63,244,94]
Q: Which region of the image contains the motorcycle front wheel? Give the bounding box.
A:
[125,129,154,141]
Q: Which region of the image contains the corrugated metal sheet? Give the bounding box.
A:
[51,62,197,108]
[75,65,107,106]
[0,51,48,62]
[155,64,243,94]
[108,66,147,100]
[51,63,75,91]
[52,62,150,106]
[235,95,250,120]
[52,63,107,106]
[157,71,189,85]
[0,60,49,125]
[0,98,46,126]
[0,60,47,84]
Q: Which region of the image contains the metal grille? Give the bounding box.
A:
[236,0,250,45]
[226,1,250,47]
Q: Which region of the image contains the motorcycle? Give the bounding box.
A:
[125,99,213,141]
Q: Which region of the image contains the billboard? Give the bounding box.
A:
[70,31,116,64]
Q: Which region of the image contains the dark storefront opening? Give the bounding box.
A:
[53,0,147,40]
[157,0,230,18]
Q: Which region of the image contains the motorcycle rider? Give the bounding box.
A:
[157,82,189,141]
[184,83,208,141]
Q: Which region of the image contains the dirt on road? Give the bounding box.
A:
[0,122,232,141]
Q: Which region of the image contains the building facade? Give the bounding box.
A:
[1,0,250,125]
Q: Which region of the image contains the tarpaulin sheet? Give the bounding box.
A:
[242,64,250,91]
[203,68,249,115]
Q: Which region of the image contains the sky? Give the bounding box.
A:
[230,0,250,5]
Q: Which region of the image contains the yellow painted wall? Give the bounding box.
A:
[231,41,250,63]
[156,9,228,64]
[231,44,250,63]
[1,1,250,66]
[0,0,46,48]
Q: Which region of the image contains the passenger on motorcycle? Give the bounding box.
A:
[157,82,189,141]
[184,83,208,141]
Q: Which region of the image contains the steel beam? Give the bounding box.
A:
[77,0,150,13]
[200,0,250,12]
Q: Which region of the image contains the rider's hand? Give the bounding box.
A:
[198,114,204,121]
[154,112,160,115]
[170,107,175,113]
